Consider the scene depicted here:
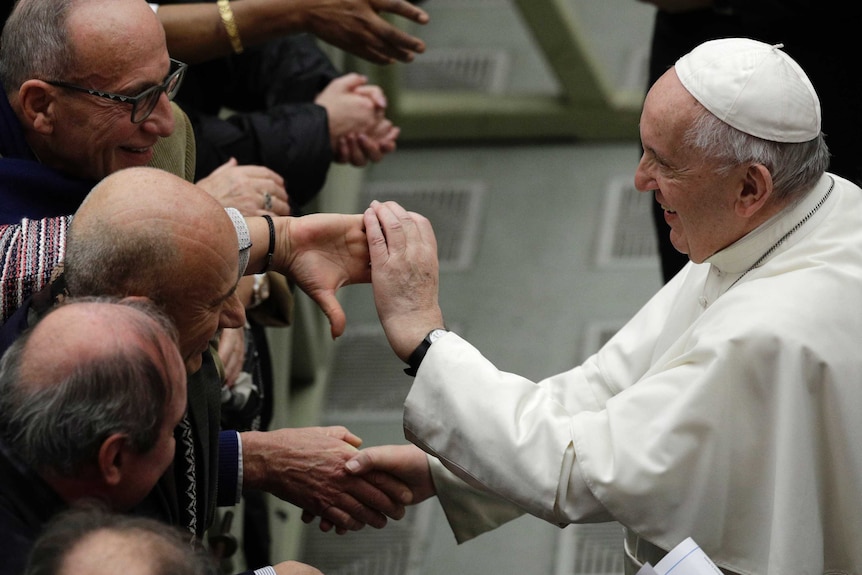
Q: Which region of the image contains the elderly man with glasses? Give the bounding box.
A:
[0,0,188,223]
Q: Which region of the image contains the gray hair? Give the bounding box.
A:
[684,107,831,201]
[64,215,181,306]
[0,297,179,476]
[24,503,218,575]
[0,0,77,95]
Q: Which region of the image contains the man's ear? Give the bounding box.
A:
[17,79,58,134]
[735,163,774,219]
[97,433,128,487]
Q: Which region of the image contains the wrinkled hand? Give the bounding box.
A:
[217,325,246,387]
[240,427,413,533]
[300,0,429,64]
[197,158,290,217]
[273,213,371,338]
[304,443,435,533]
[363,200,444,360]
[272,561,324,575]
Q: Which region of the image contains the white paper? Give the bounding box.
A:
[635,562,660,575]
[653,537,723,575]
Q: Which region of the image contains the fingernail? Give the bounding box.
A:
[345,459,360,472]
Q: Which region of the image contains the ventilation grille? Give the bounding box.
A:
[595,176,658,267]
[325,324,413,418]
[361,180,485,271]
[555,523,626,575]
[402,47,511,93]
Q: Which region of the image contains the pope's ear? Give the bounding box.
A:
[97,433,128,487]
[736,163,774,218]
[17,79,58,134]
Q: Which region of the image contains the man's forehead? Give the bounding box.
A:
[65,0,167,70]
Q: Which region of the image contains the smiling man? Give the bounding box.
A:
[0,0,186,223]
[342,38,862,575]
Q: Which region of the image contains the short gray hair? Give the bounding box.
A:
[684,107,831,201]
[0,297,179,476]
[0,0,77,95]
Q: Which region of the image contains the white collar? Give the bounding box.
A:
[705,173,835,276]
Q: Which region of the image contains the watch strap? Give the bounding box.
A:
[404,329,447,376]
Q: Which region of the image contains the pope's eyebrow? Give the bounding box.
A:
[643,144,671,167]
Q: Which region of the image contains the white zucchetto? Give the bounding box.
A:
[675,38,821,143]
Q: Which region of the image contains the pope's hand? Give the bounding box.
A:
[363,200,445,360]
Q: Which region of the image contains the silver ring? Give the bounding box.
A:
[263,192,272,211]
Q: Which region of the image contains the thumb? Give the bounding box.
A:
[312,290,347,339]
[331,72,368,93]
[345,450,374,474]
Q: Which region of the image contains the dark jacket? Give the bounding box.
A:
[0,440,67,575]
[167,26,341,212]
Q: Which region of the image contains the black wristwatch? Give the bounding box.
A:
[404,328,448,376]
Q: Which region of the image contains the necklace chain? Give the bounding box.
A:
[725,176,835,292]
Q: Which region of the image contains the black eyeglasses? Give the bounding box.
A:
[46,58,187,124]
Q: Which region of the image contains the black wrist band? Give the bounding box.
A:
[261,215,275,273]
[404,329,448,377]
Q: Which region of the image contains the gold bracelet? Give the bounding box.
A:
[216,0,244,54]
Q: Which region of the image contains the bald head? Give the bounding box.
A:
[25,506,218,575]
[59,528,200,575]
[65,167,246,373]
[66,167,237,302]
[66,0,166,78]
[1,0,163,96]
[20,299,173,390]
[0,298,183,478]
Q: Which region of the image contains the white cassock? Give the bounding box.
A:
[404,174,862,575]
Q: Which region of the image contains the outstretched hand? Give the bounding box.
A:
[303,443,436,533]
[347,444,436,502]
[273,212,371,338]
[363,200,444,359]
[302,0,430,65]
[241,427,413,533]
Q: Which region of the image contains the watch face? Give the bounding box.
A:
[428,329,448,343]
